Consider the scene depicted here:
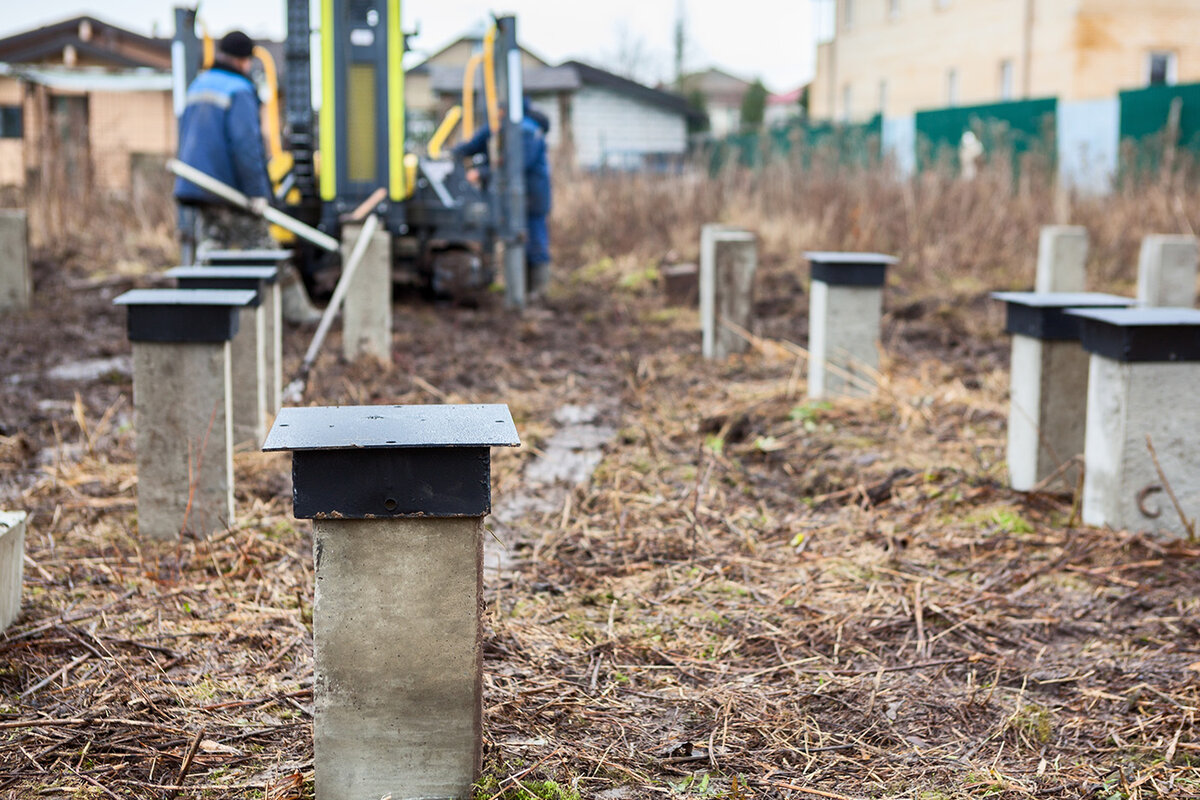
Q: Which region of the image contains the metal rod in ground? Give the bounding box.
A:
[282,212,383,404]
[166,158,340,252]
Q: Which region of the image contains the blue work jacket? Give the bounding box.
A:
[174,65,272,204]
[454,115,552,217]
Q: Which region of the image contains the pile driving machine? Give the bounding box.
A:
[172,1,533,307]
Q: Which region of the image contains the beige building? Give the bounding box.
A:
[0,16,177,193]
[813,0,1200,121]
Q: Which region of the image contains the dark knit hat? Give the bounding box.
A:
[218,31,254,59]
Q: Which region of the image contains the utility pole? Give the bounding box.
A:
[673,0,686,90]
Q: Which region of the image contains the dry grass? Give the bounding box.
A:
[1,164,1199,799]
[552,155,1199,334]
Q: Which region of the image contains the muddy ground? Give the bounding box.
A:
[0,248,1198,799]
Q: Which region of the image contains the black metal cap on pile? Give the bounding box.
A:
[167,266,279,306]
[991,291,1133,341]
[263,404,521,519]
[113,288,256,343]
[805,251,897,287]
[200,249,293,267]
[1067,307,1200,363]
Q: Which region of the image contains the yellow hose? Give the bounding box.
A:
[428,105,462,158]
[201,27,214,70]
[483,26,499,134]
[253,45,284,161]
[461,52,484,138]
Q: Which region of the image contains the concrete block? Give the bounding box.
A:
[133,342,234,539]
[1137,234,1198,308]
[1082,357,1200,537]
[313,517,482,800]
[1006,336,1089,490]
[264,404,519,800]
[993,291,1133,492]
[230,306,267,447]
[0,511,26,632]
[699,225,757,359]
[342,223,392,361]
[0,209,31,311]
[264,282,282,415]
[808,281,883,399]
[1035,226,1088,293]
[661,263,698,306]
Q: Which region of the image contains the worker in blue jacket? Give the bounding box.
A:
[453,99,553,295]
[175,31,272,249]
[174,31,320,322]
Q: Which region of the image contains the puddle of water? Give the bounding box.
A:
[486,403,616,576]
[45,356,131,382]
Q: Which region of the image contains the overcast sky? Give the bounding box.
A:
[1,1,817,92]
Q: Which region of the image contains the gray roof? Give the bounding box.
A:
[428,63,580,94]
[428,60,699,120]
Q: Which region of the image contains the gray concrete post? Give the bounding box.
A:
[805,252,897,399]
[340,223,392,361]
[992,292,1133,491]
[0,511,26,632]
[263,280,282,414]
[264,404,519,800]
[1069,307,1200,538]
[201,250,293,415]
[1136,234,1198,308]
[1035,225,1088,293]
[169,267,278,447]
[700,225,757,359]
[0,209,31,312]
[115,289,255,540]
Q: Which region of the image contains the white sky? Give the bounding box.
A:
[0,1,817,93]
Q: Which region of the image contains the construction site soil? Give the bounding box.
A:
[1,246,1198,800]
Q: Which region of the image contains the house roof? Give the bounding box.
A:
[429,58,702,121]
[564,60,700,119]
[411,33,550,71]
[428,63,581,94]
[680,67,755,104]
[768,85,809,105]
[0,15,170,69]
[0,62,171,91]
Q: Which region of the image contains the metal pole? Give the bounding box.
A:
[496,16,527,310]
[283,212,383,403]
[167,159,341,252]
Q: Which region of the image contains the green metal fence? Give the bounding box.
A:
[914,97,1057,172]
[1118,81,1200,176]
[708,114,882,173]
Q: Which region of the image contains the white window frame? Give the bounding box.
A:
[1145,51,1178,86]
[946,68,959,106]
[999,59,1014,100]
[843,0,854,29]
[842,83,853,122]
[879,79,888,115]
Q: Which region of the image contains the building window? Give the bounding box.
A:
[946,68,959,106]
[815,0,837,43]
[843,0,854,29]
[879,79,888,115]
[999,59,1014,100]
[0,106,21,139]
[888,0,901,18]
[842,84,852,121]
[1146,51,1177,86]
